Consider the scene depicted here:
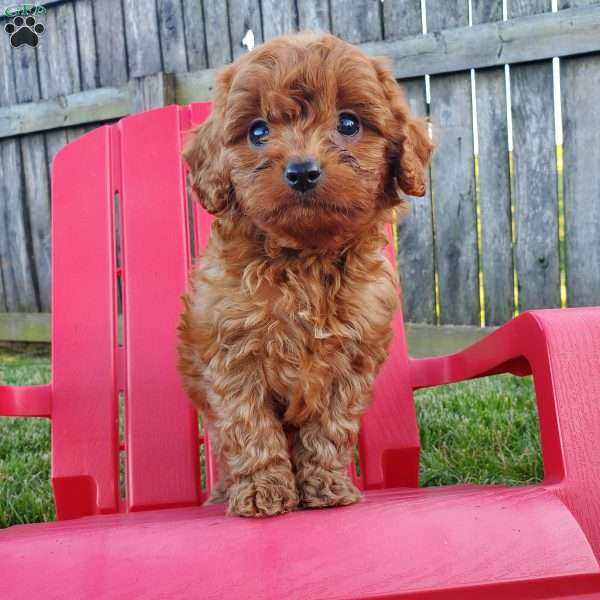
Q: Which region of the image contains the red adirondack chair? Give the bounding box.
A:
[1,103,600,599]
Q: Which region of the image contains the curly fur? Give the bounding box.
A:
[177,33,432,517]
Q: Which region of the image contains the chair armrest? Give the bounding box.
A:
[0,384,52,417]
[409,318,537,390]
[410,307,600,559]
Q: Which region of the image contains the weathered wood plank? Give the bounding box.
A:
[385,0,435,324]
[472,1,514,325]
[559,0,600,306]
[202,0,232,67]
[330,0,382,43]
[0,36,37,312]
[360,5,600,79]
[228,0,263,59]
[383,0,422,39]
[508,0,560,311]
[475,70,514,324]
[471,0,503,23]
[44,129,67,169]
[0,87,130,138]
[510,0,550,14]
[37,3,80,99]
[19,134,51,312]
[129,73,177,112]
[261,0,297,39]
[10,47,40,105]
[182,0,208,70]
[425,0,467,32]
[74,0,98,90]
[157,0,188,73]
[297,0,330,31]
[65,126,89,143]
[123,0,163,77]
[560,0,600,6]
[0,313,50,342]
[396,78,435,324]
[0,139,38,312]
[83,123,102,134]
[427,1,480,325]
[93,0,129,87]
[175,69,217,104]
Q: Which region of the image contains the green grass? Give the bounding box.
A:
[0,347,543,528]
[416,375,542,486]
[0,347,54,527]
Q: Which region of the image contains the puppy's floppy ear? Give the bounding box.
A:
[372,57,433,204]
[183,64,236,216]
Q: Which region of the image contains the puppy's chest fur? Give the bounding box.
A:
[187,230,398,424]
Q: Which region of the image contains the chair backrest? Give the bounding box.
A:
[50,103,419,520]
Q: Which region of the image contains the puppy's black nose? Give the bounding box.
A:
[285,160,321,192]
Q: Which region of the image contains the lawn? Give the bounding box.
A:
[1,347,54,527]
[0,345,543,528]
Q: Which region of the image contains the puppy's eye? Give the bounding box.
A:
[337,113,360,136]
[249,120,270,146]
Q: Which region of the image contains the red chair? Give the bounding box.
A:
[1,104,600,599]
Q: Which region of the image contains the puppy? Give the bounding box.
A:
[177,33,432,517]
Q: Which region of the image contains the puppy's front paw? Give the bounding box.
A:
[298,468,361,508]
[228,468,299,517]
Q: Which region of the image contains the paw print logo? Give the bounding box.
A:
[5,16,45,48]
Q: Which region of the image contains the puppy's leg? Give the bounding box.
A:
[293,397,363,508]
[210,388,298,517]
[202,424,230,505]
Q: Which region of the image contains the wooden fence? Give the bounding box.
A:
[1,0,600,336]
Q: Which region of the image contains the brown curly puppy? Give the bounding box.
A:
[177,33,432,517]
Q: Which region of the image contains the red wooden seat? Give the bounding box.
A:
[1,104,600,599]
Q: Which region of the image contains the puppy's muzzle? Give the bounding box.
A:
[285,159,322,192]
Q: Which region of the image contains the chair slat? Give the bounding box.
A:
[51,126,120,519]
[119,106,201,510]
